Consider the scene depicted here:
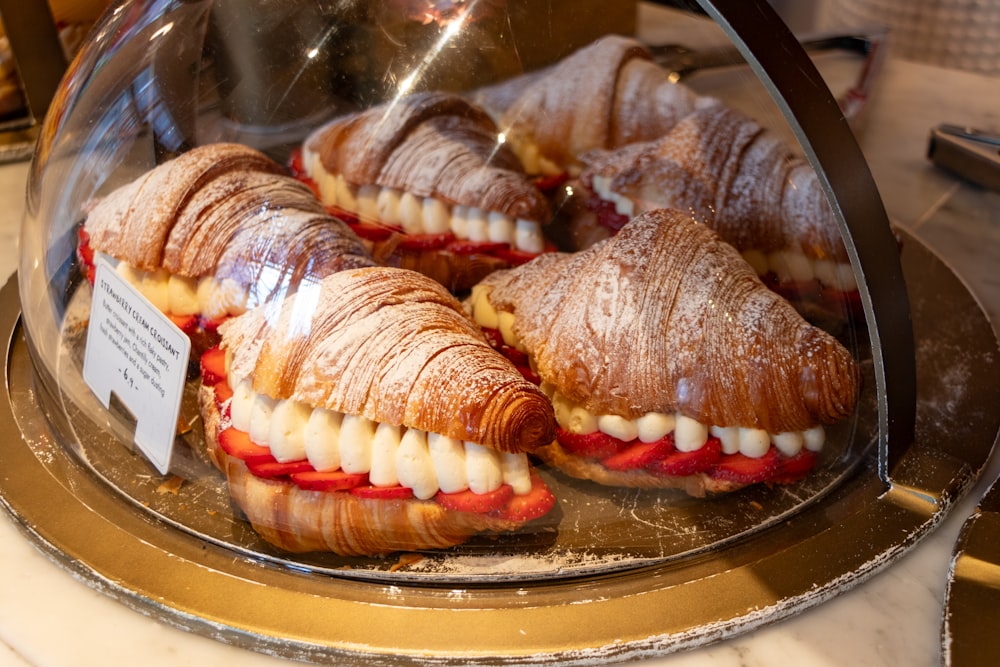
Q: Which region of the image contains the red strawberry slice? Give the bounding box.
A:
[168,313,199,334]
[247,459,315,479]
[200,315,229,335]
[290,469,369,492]
[709,447,780,484]
[648,436,722,477]
[214,380,234,405]
[601,438,672,471]
[492,474,556,522]
[532,171,569,193]
[217,427,275,466]
[557,428,623,460]
[350,485,416,500]
[287,147,306,178]
[77,227,94,265]
[397,232,456,251]
[481,327,504,349]
[436,484,514,514]
[85,265,96,285]
[500,345,529,367]
[494,246,542,266]
[516,365,541,385]
[446,240,509,255]
[200,345,227,386]
[771,449,819,484]
[586,193,630,231]
[348,220,398,241]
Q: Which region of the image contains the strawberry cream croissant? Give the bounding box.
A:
[198,266,557,556]
[471,34,719,176]
[467,208,859,497]
[78,142,373,353]
[574,104,858,318]
[298,91,553,292]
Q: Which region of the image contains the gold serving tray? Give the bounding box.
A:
[1,229,998,664]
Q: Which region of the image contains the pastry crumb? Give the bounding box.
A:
[156,475,185,495]
[389,553,425,572]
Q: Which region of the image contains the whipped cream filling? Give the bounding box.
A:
[501,132,562,177]
[227,364,533,500]
[589,175,858,292]
[301,147,546,254]
[469,285,825,460]
[113,259,248,321]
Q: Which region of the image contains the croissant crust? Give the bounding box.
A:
[220,266,555,453]
[304,91,550,223]
[199,385,520,556]
[84,143,373,287]
[478,209,859,434]
[581,105,846,261]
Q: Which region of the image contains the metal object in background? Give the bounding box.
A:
[929,124,1000,193]
[0,0,68,162]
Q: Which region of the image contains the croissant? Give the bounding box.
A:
[471,34,718,175]
[468,208,859,496]
[79,143,373,352]
[198,266,557,555]
[575,104,858,319]
[299,91,553,292]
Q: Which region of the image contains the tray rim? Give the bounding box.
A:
[2,225,998,664]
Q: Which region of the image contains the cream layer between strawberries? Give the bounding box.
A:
[589,175,859,292]
[300,147,546,254]
[224,361,533,501]
[469,284,825,459]
[113,259,248,320]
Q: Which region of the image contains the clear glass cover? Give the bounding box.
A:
[17,0,875,580]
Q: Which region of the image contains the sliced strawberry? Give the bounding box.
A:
[214,380,234,405]
[516,365,541,385]
[648,436,722,477]
[168,313,199,334]
[340,220,399,242]
[770,449,818,484]
[77,227,94,265]
[494,246,542,266]
[586,193,630,231]
[217,427,275,466]
[248,459,315,479]
[290,469,369,492]
[436,484,514,514]
[287,148,306,179]
[532,171,569,193]
[327,207,359,225]
[481,327,504,349]
[397,232,456,251]
[350,485,415,500]
[709,447,780,484]
[492,474,556,522]
[446,240,509,255]
[200,315,229,335]
[200,345,227,386]
[557,428,623,460]
[85,265,96,285]
[500,345,529,367]
[601,438,672,471]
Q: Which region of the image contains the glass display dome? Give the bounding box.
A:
[4,0,993,663]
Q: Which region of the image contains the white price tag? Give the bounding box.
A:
[83,259,191,474]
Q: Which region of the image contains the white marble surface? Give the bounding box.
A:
[1,5,1000,667]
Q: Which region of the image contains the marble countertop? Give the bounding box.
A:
[1,6,999,667]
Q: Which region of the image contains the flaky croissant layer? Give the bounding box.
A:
[475,208,859,435]
[220,266,556,454]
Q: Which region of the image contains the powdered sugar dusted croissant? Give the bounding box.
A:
[198,266,557,555]
[78,143,373,349]
[576,104,857,318]
[472,34,718,175]
[298,92,552,292]
[468,208,859,496]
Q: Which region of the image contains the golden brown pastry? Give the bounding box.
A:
[467,208,859,496]
[471,34,718,176]
[574,104,859,320]
[297,91,553,292]
[198,266,557,556]
[78,142,373,352]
